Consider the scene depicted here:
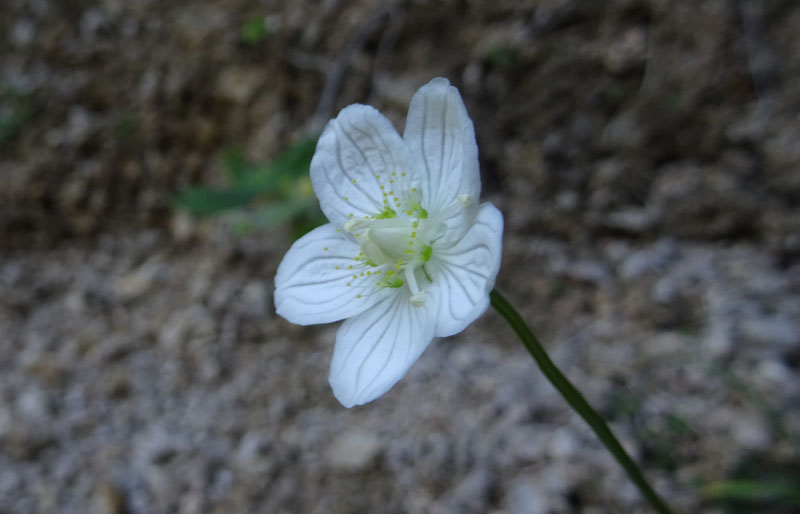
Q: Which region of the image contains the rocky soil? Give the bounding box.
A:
[2,1,799,513]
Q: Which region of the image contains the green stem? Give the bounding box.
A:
[490,289,675,514]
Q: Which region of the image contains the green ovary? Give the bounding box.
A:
[346,210,435,305]
[361,217,431,268]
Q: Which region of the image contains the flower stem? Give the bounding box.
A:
[490,289,675,514]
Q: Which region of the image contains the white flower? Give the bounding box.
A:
[274,78,503,407]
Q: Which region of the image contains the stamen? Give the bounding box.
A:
[404,267,427,307]
[458,194,474,206]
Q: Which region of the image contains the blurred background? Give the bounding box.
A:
[2,0,799,513]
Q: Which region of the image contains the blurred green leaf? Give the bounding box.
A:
[175,187,257,216]
[702,479,800,505]
[700,454,800,514]
[0,86,34,143]
[228,137,317,194]
[222,147,250,183]
[241,15,271,45]
[233,200,309,234]
[113,113,140,140]
[484,46,519,67]
[176,137,320,233]
[664,413,694,438]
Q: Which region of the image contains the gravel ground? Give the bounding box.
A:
[2,1,799,513]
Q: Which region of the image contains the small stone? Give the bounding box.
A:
[240,281,268,318]
[548,428,578,459]
[10,18,36,47]
[732,414,771,451]
[215,67,266,104]
[506,477,547,514]
[92,480,126,514]
[170,211,196,243]
[764,121,800,196]
[80,8,109,39]
[604,27,646,73]
[16,386,48,421]
[236,431,271,464]
[602,108,644,151]
[564,260,610,285]
[739,316,799,349]
[605,208,655,233]
[618,239,676,280]
[115,259,162,301]
[436,468,494,513]
[326,428,381,471]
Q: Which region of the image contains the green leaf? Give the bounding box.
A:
[232,137,318,195]
[223,147,249,183]
[702,479,800,504]
[0,86,34,144]
[232,200,308,233]
[241,15,271,45]
[176,137,320,223]
[174,187,257,216]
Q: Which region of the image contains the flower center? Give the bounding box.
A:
[344,204,435,307]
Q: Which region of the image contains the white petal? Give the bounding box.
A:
[427,203,504,337]
[311,104,418,227]
[403,77,481,215]
[430,199,478,249]
[274,223,390,325]
[329,290,435,407]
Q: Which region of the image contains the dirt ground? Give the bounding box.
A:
[2,1,799,513]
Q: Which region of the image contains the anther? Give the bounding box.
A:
[458,194,474,206]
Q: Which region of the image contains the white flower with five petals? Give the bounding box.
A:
[274,78,503,407]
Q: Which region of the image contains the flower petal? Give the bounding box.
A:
[311,104,418,227]
[427,203,504,337]
[274,223,390,325]
[403,77,481,215]
[329,290,435,407]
